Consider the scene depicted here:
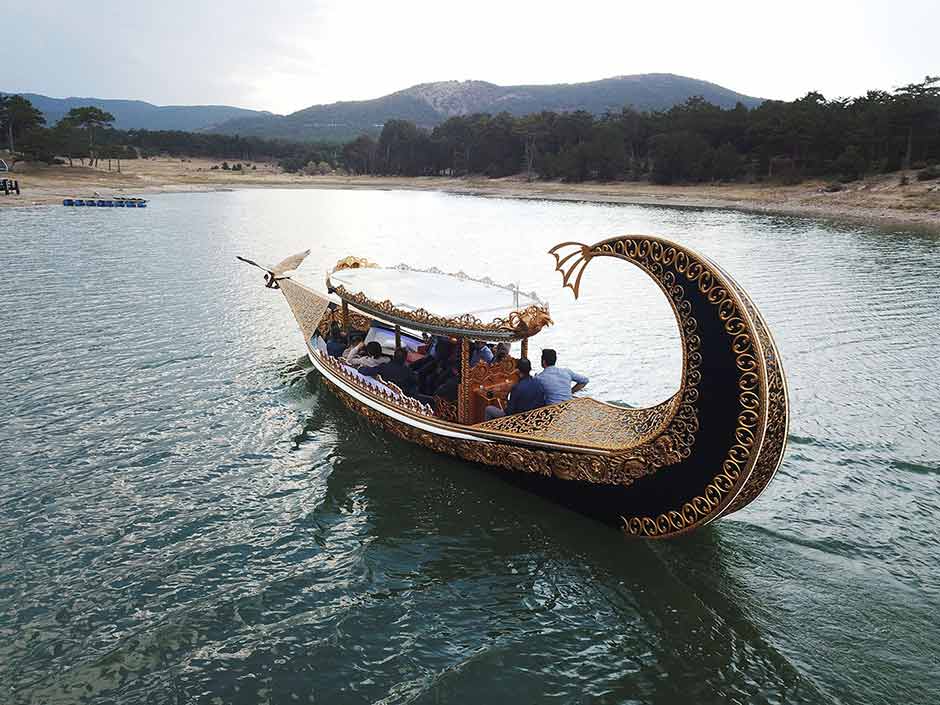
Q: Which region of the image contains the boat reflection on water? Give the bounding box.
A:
[242,234,790,540]
[290,389,813,700]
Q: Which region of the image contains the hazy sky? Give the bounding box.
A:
[6,0,938,114]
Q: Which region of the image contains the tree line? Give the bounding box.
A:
[348,76,940,183]
[4,76,938,184]
[0,95,339,169]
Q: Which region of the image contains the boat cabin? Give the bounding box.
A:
[310,258,553,425]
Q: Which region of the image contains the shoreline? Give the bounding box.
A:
[2,157,939,231]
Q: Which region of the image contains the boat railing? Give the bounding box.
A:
[316,350,435,417]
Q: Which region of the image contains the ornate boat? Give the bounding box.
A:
[240,235,789,539]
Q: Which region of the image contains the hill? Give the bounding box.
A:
[209,73,764,141]
[1,93,270,132]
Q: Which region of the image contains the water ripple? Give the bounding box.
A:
[2,192,939,704]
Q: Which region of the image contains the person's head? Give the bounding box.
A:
[541,348,557,368]
[517,358,532,377]
[393,347,407,364]
[494,342,510,361]
[435,337,453,361]
[350,332,364,346]
[365,341,383,358]
[329,322,343,340]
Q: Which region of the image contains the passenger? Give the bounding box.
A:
[362,348,419,397]
[411,335,446,375]
[433,363,460,402]
[469,340,494,367]
[484,358,545,420]
[415,337,455,395]
[345,340,390,369]
[492,342,511,364]
[536,348,588,404]
[326,323,347,358]
[341,333,365,362]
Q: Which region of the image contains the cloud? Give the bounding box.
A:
[5,0,939,113]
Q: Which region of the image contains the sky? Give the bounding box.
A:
[5,0,938,114]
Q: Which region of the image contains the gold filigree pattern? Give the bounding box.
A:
[433,397,458,422]
[278,279,332,343]
[327,281,553,340]
[332,256,378,273]
[723,299,789,513]
[549,240,703,472]
[316,308,374,338]
[476,396,679,452]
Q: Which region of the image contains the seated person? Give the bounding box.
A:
[415,337,455,395]
[433,363,460,402]
[484,358,545,420]
[536,348,588,404]
[411,335,448,374]
[341,333,365,360]
[361,348,418,397]
[492,342,511,364]
[344,340,390,369]
[326,323,347,358]
[469,340,494,367]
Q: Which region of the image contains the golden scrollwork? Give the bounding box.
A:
[477,396,679,453]
[278,279,332,344]
[328,281,553,339]
[433,396,458,422]
[548,240,704,473]
[723,298,789,514]
[332,256,378,273]
[316,307,374,338]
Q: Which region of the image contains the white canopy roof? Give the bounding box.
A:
[327,264,549,339]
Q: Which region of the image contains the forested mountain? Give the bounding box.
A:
[209,74,763,142]
[0,93,269,132]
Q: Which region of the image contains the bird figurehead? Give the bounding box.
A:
[236,249,312,289]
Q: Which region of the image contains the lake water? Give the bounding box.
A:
[2,189,938,704]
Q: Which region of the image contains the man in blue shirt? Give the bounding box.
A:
[484,358,545,420]
[469,340,494,367]
[536,348,588,404]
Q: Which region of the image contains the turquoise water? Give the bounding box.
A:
[2,189,938,704]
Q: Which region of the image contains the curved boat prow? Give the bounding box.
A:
[549,237,789,537]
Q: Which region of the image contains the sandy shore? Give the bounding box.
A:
[2,156,939,231]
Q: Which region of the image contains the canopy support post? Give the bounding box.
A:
[457,338,470,424]
[521,337,529,360]
[394,325,401,350]
[342,301,350,341]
